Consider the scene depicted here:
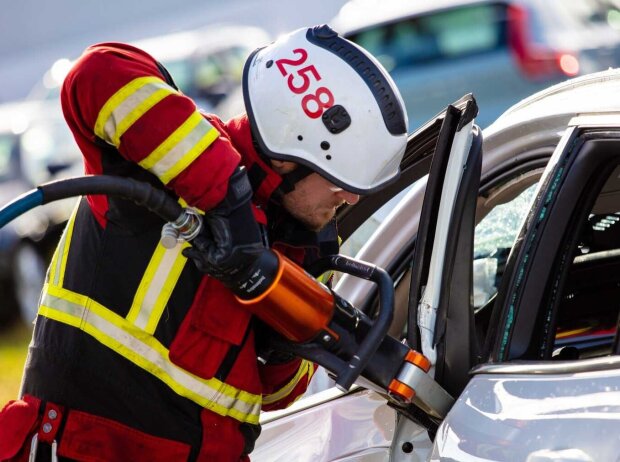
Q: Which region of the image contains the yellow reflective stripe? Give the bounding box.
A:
[94,76,176,147]
[39,284,262,424]
[178,197,205,215]
[126,241,190,334]
[47,202,79,288]
[139,111,219,185]
[262,360,315,405]
[316,270,333,285]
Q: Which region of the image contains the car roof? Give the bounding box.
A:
[493,68,620,124]
[484,68,620,152]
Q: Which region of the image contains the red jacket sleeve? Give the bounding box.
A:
[61,42,240,212]
[259,358,316,411]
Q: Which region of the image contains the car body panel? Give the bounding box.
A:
[431,368,620,461]
[253,388,396,462]
[432,89,620,460]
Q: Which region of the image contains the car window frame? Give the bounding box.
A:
[489,124,620,363]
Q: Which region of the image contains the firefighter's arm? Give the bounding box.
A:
[62,43,267,278]
[259,358,316,411]
[61,42,238,211]
[254,321,316,411]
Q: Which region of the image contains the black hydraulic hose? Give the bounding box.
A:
[308,255,394,391]
[39,175,183,222]
[0,175,184,231]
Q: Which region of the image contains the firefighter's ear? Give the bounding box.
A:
[270,160,297,175]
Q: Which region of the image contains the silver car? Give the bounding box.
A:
[252,69,620,461]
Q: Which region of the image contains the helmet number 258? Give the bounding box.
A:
[275,48,335,119]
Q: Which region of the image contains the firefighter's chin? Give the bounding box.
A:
[282,180,345,231]
[282,198,339,232]
[277,168,347,231]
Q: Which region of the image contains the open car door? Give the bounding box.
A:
[407,94,483,394]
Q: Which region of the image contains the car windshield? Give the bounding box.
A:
[474,182,538,258]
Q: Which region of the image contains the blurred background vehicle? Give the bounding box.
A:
[332,0,620,129]
[0,99,81,324]
[27,24,272,113]
[216,0,620,129]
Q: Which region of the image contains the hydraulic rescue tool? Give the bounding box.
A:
[0,174,454,422]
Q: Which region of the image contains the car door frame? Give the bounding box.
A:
[485,117,620,362]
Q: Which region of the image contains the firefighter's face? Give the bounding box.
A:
[273,161,360,231]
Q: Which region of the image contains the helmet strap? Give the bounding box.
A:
[278,164,313,194]
[249,129,313,197]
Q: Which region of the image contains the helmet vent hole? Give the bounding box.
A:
[297,135,303,141]
[266,60,273,68]
[320,141,330,150]
[326,155,332,160]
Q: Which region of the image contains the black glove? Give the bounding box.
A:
[183,166,278,298]
[254,319,297,364]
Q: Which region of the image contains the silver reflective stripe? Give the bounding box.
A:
[102,81,172,145]
[146,115,214,180]
[39,285,262,424]
[94,76,176,147]
[138,111,219,184]
[126,242,188,334]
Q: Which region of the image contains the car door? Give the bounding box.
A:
[253,95,483,462]
[432,116,620,461]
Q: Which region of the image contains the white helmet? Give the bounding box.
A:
[242,25,408,194]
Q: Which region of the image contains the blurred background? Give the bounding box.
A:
[2,0,620,403]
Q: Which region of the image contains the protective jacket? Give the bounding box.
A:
[0,43,336,461]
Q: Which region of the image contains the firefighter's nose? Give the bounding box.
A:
[337,189,360,205]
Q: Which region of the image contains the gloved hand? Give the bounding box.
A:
[183,166,278,298]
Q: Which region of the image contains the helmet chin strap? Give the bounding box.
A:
[251,133,314,195]
[279,164,313,194]
[249,131,316,199]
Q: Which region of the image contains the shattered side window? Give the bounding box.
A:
[472,182,538,307]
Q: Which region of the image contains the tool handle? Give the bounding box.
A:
[308,255,394,391]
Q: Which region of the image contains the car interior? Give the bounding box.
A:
[548,162,620,359]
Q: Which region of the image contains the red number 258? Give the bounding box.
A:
[275,48,334,119]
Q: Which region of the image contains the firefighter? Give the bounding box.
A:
[0,25,407,461]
